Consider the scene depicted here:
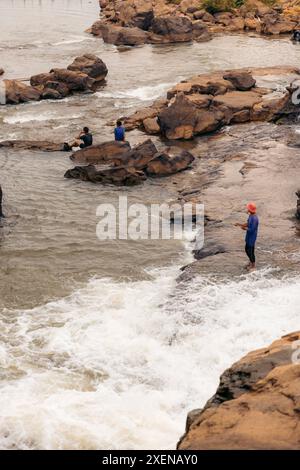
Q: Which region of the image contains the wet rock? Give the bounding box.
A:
[67,54,108,82]
[3,79,41,104]
[91,22,149,45]
[49,68,94,92]
[143,117,160,134]
[3,55,107,105]
[64,164,146,186]
[30,72,54,87]
[41,81,70,99]
[223,71,256,91]
[0,140,66,151]
[259,13,296,35]
[193,243,227,260]
[70,140,131,165]
[112,139,158,169]
[145,150,195,177]
[178,332,300,450]
[150,16,193,43]
[192,21,212,42]
[158,93,223,140]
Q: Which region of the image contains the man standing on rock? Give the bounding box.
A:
[0,184,5,218]
[235,202,259,271]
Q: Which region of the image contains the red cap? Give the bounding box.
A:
[247,202,257,214]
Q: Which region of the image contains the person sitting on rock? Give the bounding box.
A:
[292,30,300,41]
[64,127,93,151]
[0,184,5,218]
[114,120,125,142]
[235,202,259,271]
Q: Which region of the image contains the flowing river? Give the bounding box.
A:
[0,0,300,450]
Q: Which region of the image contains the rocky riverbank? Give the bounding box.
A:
[90,0,300,46]
[177,331,300,449]
[121,65,300,139]
[1,54,107,105]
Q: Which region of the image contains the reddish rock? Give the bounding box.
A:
[70,140,131,165]
[146,151,195,177]
[223,71,256,91]
[3,79,41,104]
[178,332,300,450]
[150,16,193,43]
[67,54,108,82]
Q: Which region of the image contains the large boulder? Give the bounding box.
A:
[64,164,146,186]
[111,139,158,169]
[2,79,41,104]
[49,68,94,92]
[158,93,223,139]
[70,141,131,165]
[150,16,193,43]
[223,71,256,91]
[30,72,54,87]
[178,332,300,450]
[259,13,296,35]
[146,150,195,177]
[113,0,154,30]
[91,22,149,45]
[67,54,108,82]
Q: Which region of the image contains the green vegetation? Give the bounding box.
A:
[203,0,277,14]
[202,0,243,14]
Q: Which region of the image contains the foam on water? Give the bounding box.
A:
[97,82,174,102]
[0,266,300,450]
[4,112,82,124]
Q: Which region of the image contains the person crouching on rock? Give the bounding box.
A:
[64,127,93,151]
[235,202,259,271]
[0,184,5,218]
[114,120,125,142]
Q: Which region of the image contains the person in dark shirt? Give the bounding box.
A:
[114,120,125,142]
[64,127,93,150]
[0,184,5,218]
[235,202,259,271]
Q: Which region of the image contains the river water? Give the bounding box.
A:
[0,0,300,450]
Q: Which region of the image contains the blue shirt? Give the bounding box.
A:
[114,126,125,141]
[246,214,259,247]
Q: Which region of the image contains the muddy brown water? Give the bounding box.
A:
[1,0,300,451]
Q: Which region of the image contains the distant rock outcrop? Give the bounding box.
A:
[178,331,300,450]
[90,0,300,46]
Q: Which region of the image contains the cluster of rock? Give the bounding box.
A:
[91,0,211,45]
[90,0,300,46]
[64,139,194,185]
[122,66,300,139]
[1,54,108,105]
[178,331,300,449]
